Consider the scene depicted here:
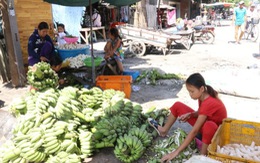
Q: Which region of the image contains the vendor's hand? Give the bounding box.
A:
[40,56,49,62]
[161,150,179,163]
[104,55,110,60]
[178,112,192,123]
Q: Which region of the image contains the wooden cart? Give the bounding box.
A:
[117,24,193,56]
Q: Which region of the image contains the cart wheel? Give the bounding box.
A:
[201,32,215,44]
[129,40,146,57]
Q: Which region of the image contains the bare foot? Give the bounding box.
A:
[158,126,168,137]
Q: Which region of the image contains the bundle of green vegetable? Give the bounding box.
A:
[27,62,59,91]
[148,128,198,163]
[135,69,181,85]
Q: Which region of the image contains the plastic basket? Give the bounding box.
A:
[64,36,79,43]
[95,75,132,99]
[84,57,103,67]
[208,118,260,163]
[123,70,140,81]
[57,46,89,61]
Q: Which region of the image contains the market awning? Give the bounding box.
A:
[43,0,140,6]
[105,0,140,6]
[43,0,99,6]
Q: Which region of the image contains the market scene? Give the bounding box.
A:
[0,0,260,162]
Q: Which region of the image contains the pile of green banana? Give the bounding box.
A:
[27,61,59,91]
[1,85,171,163]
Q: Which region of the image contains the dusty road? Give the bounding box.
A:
[127,21,260,122]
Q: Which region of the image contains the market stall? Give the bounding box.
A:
[44,0,141,86]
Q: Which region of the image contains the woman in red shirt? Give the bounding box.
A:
[149,73,227,162]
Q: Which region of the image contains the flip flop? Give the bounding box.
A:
[148,118,160,136]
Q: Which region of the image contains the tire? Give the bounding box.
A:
[129,40,146,57]
[201,32,215,44]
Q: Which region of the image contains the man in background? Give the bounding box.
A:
[233,1,247,44]
[92,9,102,27]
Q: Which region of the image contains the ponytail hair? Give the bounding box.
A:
[186,73,219,98]
[205,85,218,98]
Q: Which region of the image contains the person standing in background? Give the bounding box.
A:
[233,1,247,44]
[92,9,101,27]
[246,4,258,29]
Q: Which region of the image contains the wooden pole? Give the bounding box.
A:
[0,0,25,87]
[89,0,96,86]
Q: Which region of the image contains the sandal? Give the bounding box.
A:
[148,118,160,136]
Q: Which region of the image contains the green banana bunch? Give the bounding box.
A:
[114,134,145,163]
[45,152,81,163]
[54,95,74,120]
[0,141,21,163]
[102,89,125,100]
[132,102,143,117]
[102,94,125,116]
[79,130,93,156]
[128,126,153,147]
[23,150,46,162]
[12,113,38,135]
[78,87,104,109]
[25,94,37,113]
[59,86,79,99]
[9,97,27,117]
[112,116,131,137]
[27,61,59,91]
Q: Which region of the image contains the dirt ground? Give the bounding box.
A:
[1,20,260,162]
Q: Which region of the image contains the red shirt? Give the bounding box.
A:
[198,96,227,126]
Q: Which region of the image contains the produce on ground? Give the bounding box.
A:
[135,69,181,85]
[26,62,59,91]
[148,128,198,163]
[0,86,172,163]
[217,142,260,161]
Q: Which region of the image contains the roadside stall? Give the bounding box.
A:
[203,2,234,26]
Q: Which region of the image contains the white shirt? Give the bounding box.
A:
[92,13,101,27]
[57,32,66,45]
[247,9,258,20]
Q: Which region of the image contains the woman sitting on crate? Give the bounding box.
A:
[28,21,62,72]
[148,73,227,162]
[104,28,124,74]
